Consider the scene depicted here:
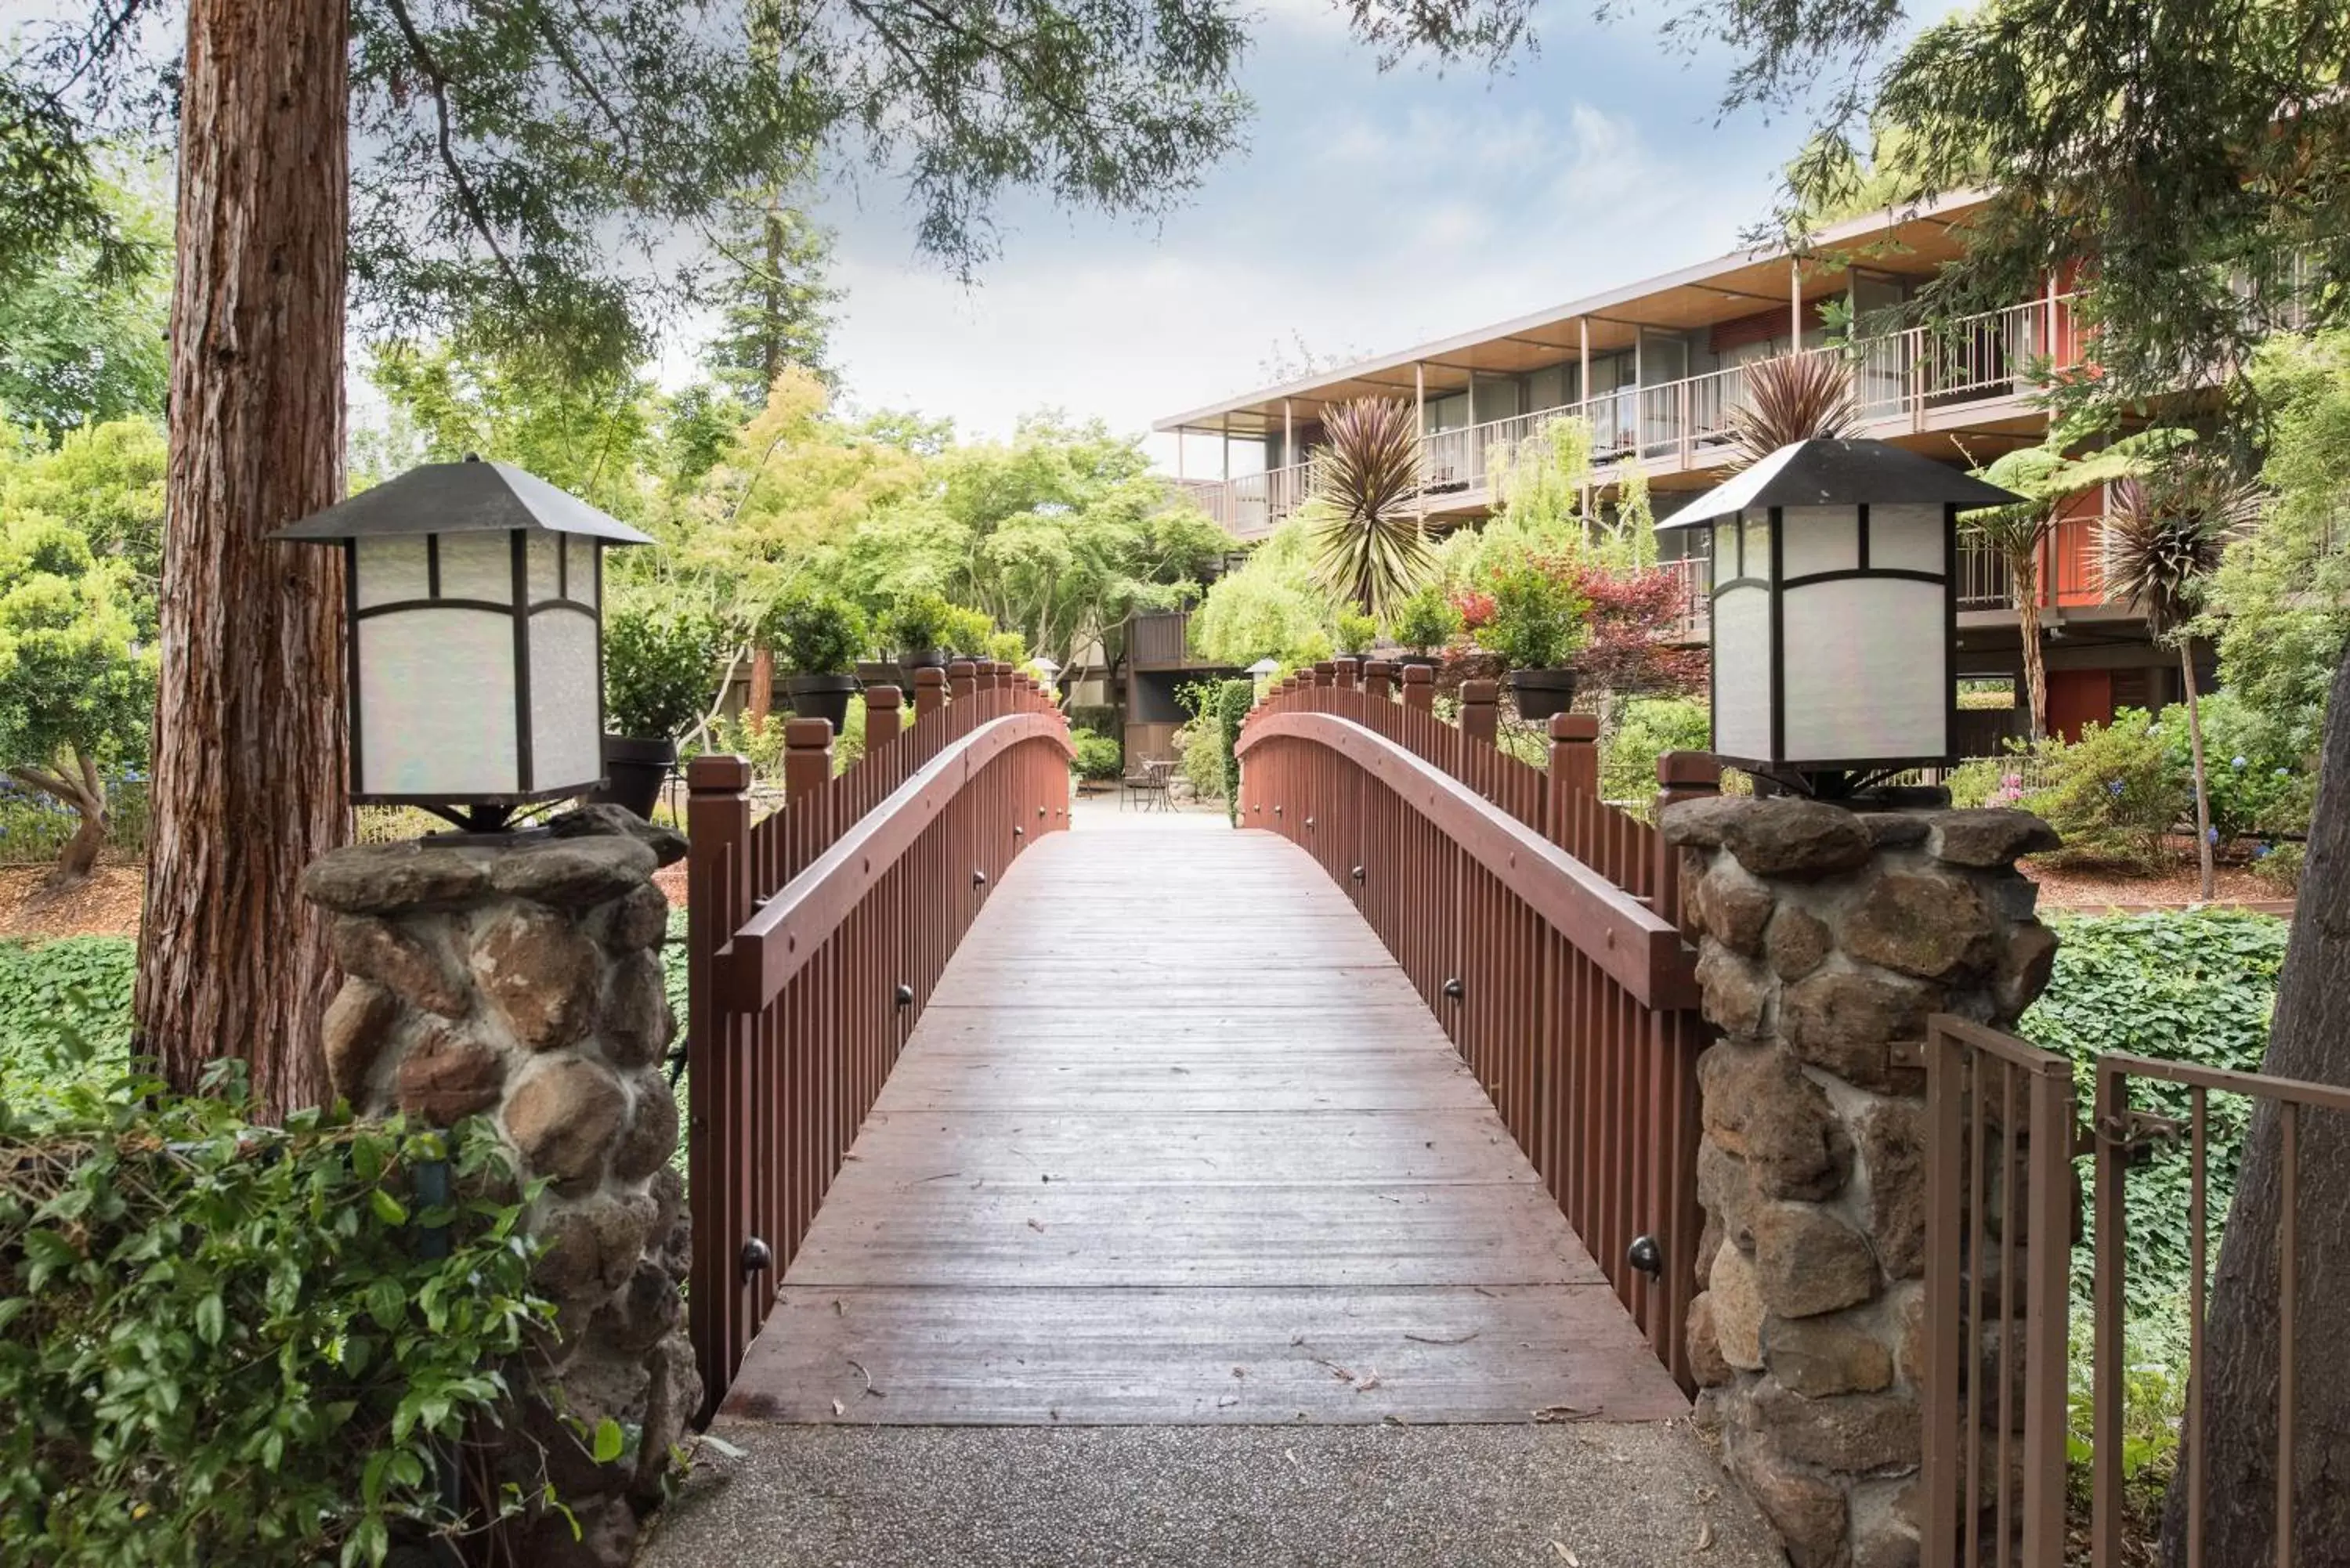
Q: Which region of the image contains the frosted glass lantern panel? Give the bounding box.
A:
[1780,507,1858,579]
[565,536,598,608]
[354,537,430,609]
[1868,504,1947,576]
[1712,585,1774,762]
[439,533,514,603]
[1713,518,1743,579]
[1741,515,1774,583]
[357,609,518,796]
[526,533,562,605]
[527,609,603,791]
[1780,577,1948,762]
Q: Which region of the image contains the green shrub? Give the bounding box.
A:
[1390,583,1461,655]
[2023,910,2287,1319]
[1602,697,1709,805]
[941,605,995,658]
[1069,728,1123,782]
[2155,692,2312,845]
[2250,839,2304,893]
[1176,677,1253,821]
[1333,610,1379,657]
[2016,709,2186,868]
[1943,755,2028,810]
[1,1068,557,1566]
[763,588,867,676]
[984,630,1028,666]
[0,937,135,1121]
[1473,562,1590,670]
[879,591,956,654]
[602,606,728,739]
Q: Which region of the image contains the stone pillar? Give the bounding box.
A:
[302,806,696,1566]
[1660,797,2060,1568]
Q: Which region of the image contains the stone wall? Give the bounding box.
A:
[302,806,694,1567]
[1661,797,2059,1568]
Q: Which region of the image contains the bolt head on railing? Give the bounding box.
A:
[1013,824,1025,838]
[972,868,988,887]
[1442,977,1463,999]
[895,982,915,1007]
[740,1237,774,1280]
[1350,864,1365,882]
[1628,1234,1664,1278]
[1304,816,1314,829]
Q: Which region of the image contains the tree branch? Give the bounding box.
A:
[381,0,528,298]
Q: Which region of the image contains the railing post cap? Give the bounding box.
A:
[785,717,835,749]
[1363,659,1394,679]
[866,683,903,710]
[1460,678,1499,703]
[1314,660,1336,674]
[1401,664,1434,685]
[1658,749,1724,788]
[913,666,947,690]
[1549,712,1600,742]
[687,753,753,790]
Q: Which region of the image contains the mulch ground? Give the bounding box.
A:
[2021,839,2291,914]
[0,862,146,941]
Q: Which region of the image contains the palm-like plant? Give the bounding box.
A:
[2106,454,2265,898]
[1726,352,1858,468]
[1309,397,1432,616]
[1969,426,2193,739]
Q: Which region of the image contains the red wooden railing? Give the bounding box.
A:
[685,660,1073,1414]
[1235,657,1722,1387]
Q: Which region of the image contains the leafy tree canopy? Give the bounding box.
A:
[0,417,167,604]
[6,0,1253,377]
[0,159,168,437]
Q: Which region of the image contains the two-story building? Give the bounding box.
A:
[1133,190,2198,754]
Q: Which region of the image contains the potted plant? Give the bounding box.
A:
[1390,584,1462,667]
[881,591,956,670]
[942,605,996,661]
[1334,609,1379,659]
[1474,562,1590,720]
[766,587,869,731]
[600,605,726,818]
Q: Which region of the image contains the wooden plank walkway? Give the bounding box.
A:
[717,805,1690,1427]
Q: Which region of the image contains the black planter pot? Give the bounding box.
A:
[1509,667,1580,721]
[786,673,861,732]
[898,647,947,670]
[595,734,676,821]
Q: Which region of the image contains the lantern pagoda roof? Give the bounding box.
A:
[272,458,654,545]
[1655,439,2023,531]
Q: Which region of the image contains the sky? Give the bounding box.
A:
[779,3,1818,474]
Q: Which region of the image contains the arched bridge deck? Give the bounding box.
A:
[714,807,1687,1426]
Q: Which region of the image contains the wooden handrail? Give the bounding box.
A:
[715,710,1075,1013]
[1235,710,1697,1010]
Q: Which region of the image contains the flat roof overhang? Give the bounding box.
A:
[1156,191,1994,437]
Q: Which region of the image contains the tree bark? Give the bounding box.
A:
[747,646,774,733]
[2181,645,2216,901]
[137,0,351,1118]
[2012,547,2048,741]
[2160,640,2350,1566]
[9,753,108,894]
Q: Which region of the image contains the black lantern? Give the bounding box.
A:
[1656,439,2023,797]
[273,457,652,830]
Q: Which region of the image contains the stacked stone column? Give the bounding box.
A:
[302,805,696,1567]
[1661,797,2059,1568]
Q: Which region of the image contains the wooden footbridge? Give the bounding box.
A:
[682,659,1723,1433]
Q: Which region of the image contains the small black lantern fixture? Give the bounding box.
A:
[272,457,653,832]
[1657,439,2023,799]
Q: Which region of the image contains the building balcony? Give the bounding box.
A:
[1180,297,2074,544]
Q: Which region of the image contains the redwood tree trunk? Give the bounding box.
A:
[2160,641,2350,1565]
[137,0,351,1117]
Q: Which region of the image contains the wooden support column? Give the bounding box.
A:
[784,717,833,801]
[1578,320,1594,518]
[866,684,902,749]
[1415,361,1427,524]
[1790,260,1804,349]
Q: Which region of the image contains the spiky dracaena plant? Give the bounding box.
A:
[1725,352,1859,468]
[2106,456,2265,898]
[1309,397,1433,616]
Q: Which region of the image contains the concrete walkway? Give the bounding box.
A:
[640,805,1783,1566]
